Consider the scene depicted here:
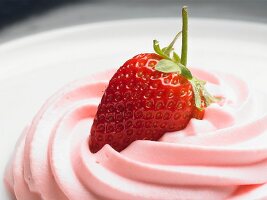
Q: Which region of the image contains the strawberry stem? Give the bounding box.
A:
[181,6,188,67]
[154,6,220,110]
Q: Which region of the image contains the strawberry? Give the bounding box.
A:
[89,6,218,153]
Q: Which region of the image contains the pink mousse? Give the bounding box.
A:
[4,68,267,200]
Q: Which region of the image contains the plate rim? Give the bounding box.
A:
[0,17,266,52]
[1,17,267,199]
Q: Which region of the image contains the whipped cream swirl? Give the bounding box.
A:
[5,68,267,200]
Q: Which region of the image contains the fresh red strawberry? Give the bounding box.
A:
[89,6,218,153]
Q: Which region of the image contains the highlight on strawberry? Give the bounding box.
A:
[89,6,219,153]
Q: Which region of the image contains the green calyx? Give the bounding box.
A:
[154,6,219,110]
[189,77,220,109]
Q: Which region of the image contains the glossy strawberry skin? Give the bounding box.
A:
[89,53,204,153]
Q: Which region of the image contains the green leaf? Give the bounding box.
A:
[153,40,170,59]
[202,87,221,107]
[155,59,181,73]
[162,47,168,52]
[173,52,181,63]
[189,79,202,109]
[155,59,193,79]
[189,77,221,110]
[162,47,174,57]
[163,31,182,57]
[177,63,192,79]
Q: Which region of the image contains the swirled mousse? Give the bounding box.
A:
[4,68,267,200]
[5,6,267,200]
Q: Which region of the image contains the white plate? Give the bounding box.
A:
[0,18,267,199]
